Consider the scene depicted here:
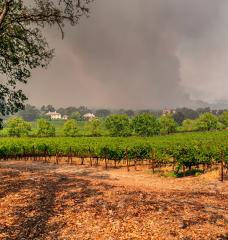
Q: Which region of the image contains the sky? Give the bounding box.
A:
[23,0,228,109]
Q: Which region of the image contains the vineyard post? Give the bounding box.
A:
[71,147,73,164]
[44,145,47,163]
[89,147,92,167]
[81,157,84,165]
[23,146,26,161]
[203,163,206,172]
[134,159,137,171]
[105,147,108,170]
[172,157,176,172]
[32,145,35,161]
[183,164,186,177]
[56,151,59,165]
[220,150,224,182]
[68,147,73,165]
[126,147,129,172]
[151,150,155,173]
[89,155,92,167]
[152,159,155,174]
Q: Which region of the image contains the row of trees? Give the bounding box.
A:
[5,117,102,137]
[181,111,228,132]
[3,111,228,137]
[3,114,176,137]
[16,104,160,121]
[15,104,228,123]
[104,111,228,136]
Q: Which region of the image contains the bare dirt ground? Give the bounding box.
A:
[0,160,227,240]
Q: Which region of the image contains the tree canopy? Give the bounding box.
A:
[159,114,177,134]
[196,112,219,131]
[6,116,31,137]
[0,0,91,122]
[36,118,55,137]
[105,114,131,137]
[63,119,79,137]
[85,118,102,136]
[132,113,160,136]
[219,111,228,128]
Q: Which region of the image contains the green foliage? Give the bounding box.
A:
[17,104,41,121]
[219,111,228,128]
[6,117,31,137]
[70,111,81,121]
[0,131,227,169]
[63,119,79,137]
[86,118,102,136]
[95,109,111,118]
[36,119,55,137]
[159,114,177,134]
[41,105,55,113]
[196,112,219,131]
[131,113,160,136]
[105,114,131,137]
[163,169,204,178]
[181,119,198,132]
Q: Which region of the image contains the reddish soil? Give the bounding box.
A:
[0,160,227,240]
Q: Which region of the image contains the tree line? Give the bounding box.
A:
[4,104,228,121]
[1,110,228,137]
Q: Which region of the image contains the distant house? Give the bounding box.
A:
[162,108,176,116]
[46,111,62,120]
[62,115,68,120]
[83,113,96,121]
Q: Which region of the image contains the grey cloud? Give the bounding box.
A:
[24,0,228,109]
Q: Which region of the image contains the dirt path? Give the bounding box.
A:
[0,161,227,240]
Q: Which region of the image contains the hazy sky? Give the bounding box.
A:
[24,0,228,109]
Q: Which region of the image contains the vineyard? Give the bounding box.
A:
[0,131,227,179]
[0,132,228,239]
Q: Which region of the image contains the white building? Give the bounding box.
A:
[83,113,96,121]
[62,115,68,120]
[46,111,62,120]
[162,108,176,116]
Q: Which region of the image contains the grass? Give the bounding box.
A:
[145,168,205,178]
[163,169,205,178]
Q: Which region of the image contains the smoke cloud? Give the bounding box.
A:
[24,0,228,109]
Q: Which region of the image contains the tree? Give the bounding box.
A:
[63,119,79,137]
[86,118,102,136]
[219,111,228,128]
[159,114,177,134]
[36,119,55,137]
[196,112,219,131]
[0,0,91,123]
[124,110,135,117]
[57,106,77,116]
[17,104,41,121]
[181,119,198,132]
[175,108,199,120]
[95,109,111,118]
[196,107,211,115]
[6,116,31,137]
[41,105,55,113]
[131,113,160,136]
[173,111,185,125]
[70,111,81,121]
[105,114,131,137]
[77,106,91,116]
